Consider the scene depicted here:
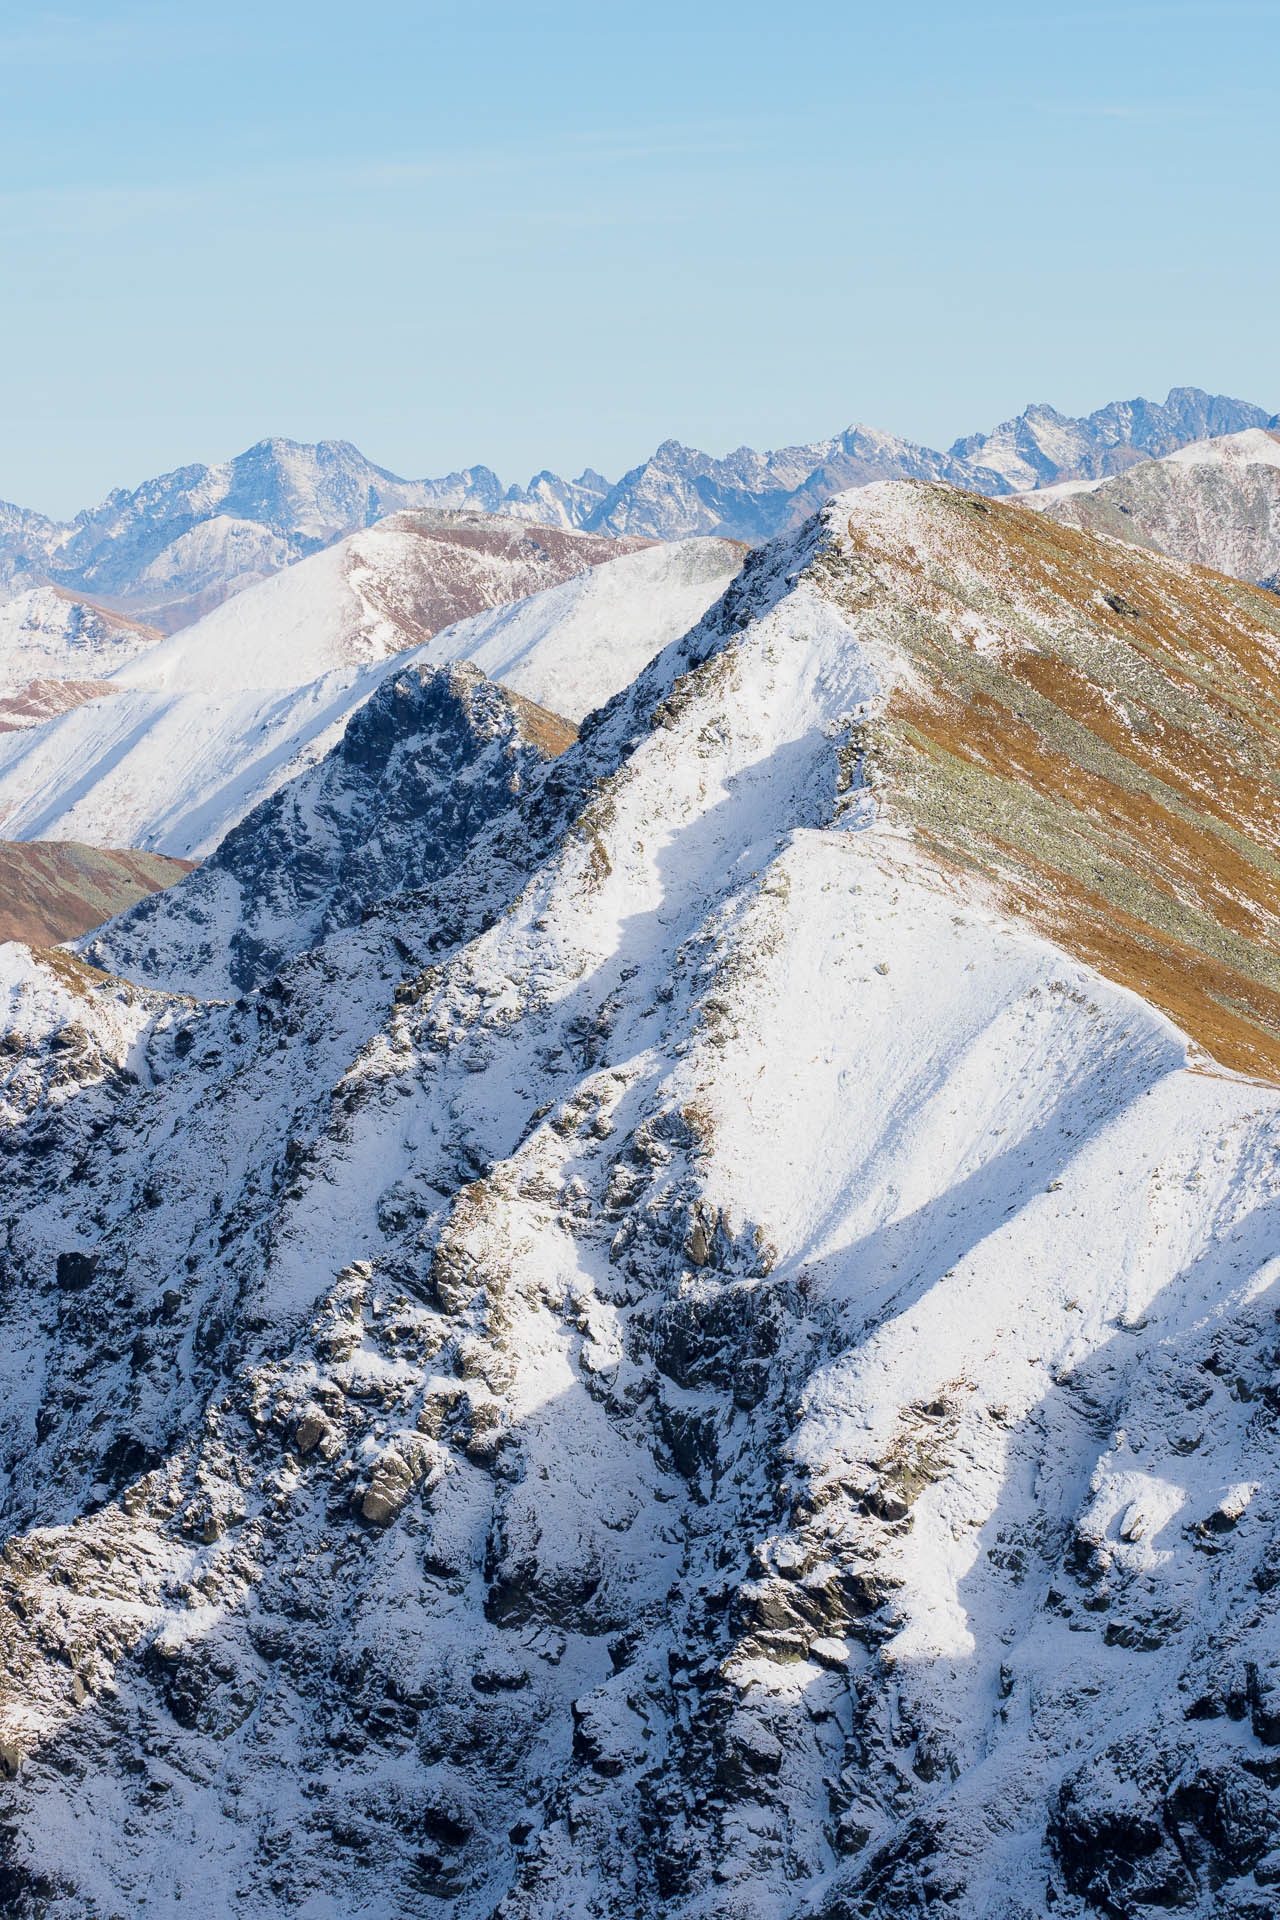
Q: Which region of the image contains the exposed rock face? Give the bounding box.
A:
[1033,427,1280,592]
[0,840,194,946]
[4,487,1280,1917]
[83,661,578,996]
[0,515,701,861]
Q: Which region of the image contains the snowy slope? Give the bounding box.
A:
[2,485,1280,1917]
[1163,424,1280,473]
[0,662,403,858]
[1030,427,1280,589]
[410,534,745,720]
[104,510,654,694]
[0,584,161,697]
[0,518,730,857]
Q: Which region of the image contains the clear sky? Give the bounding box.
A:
[2,0,1277,516]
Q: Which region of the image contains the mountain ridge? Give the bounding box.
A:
[3,387,1273,630]
[4,482,1280,1916]
[1030,426,1280,591]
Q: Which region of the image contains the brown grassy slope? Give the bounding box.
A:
[819,484,1280,1079]
[502,687,579,759]
[0,679,119,733]
[0,841,195,947]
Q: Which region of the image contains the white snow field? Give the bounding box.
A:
[411,534,745,721]
[0,584,161,696]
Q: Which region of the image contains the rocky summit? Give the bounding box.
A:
[2,480,1280,1917]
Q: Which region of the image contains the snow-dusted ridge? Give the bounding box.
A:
[3,484,1280,1916]
[1030,426,1280,592]
[82,662,581,998]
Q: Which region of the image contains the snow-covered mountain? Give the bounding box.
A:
[4,390,1272,630]
[0,515,736,858]
[83,662,578,997]
[0,585,162,737]
[1031,426,1280,590]
[3,482,1280,1916]
[406,531,743,720]
[944,384,1275,491]
[6,439,500,631]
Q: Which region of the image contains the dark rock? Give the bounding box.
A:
[55,1250,97,1291]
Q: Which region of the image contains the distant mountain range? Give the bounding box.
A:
[2,386,1273,629]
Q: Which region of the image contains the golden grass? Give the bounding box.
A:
[836,488,1280,1080]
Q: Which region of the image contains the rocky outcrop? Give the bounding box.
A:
[83,660,578,996]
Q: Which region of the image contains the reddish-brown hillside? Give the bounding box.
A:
[0,840,195,947]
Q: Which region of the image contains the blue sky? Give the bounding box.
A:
[1,0,1277,515]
